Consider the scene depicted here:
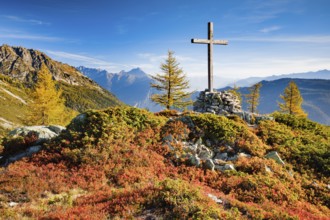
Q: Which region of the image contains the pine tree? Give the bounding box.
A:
[245,82,262,113]
[150,50,192,110]
[279,81,307,117]
[27,65,67,125]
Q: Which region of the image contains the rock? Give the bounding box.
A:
[227,155,238,161]
[207,194,223,204]
[188,154,201,167]
[215,164,236,172]
[47,125,66,135]
[9,202,18,207]
[214,152,228,161]
[3,145,42,166]
[9,125,63,144]
[213,159,227,165]
[198,145,213,160]
[193,90,242,115]
[204,159,215,171]
[237,152,251,159]
[223,164,236,171]
[265,165,272,173]
[265,151,285,165]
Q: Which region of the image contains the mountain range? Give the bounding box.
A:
[229,69,330,87]
[217,78,330,125]
[78,65,330,125]
[0,45,122,131]
[77,66,161,111]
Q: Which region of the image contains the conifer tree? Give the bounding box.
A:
[245,82,262,113]
[27,65,67,125]
[150,50,192,110]
[279,81,307,117]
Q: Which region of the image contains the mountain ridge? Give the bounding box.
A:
[229,69,330,87]
[0,45,122,131]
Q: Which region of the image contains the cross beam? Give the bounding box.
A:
[191,22,228,92]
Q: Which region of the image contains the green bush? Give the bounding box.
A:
[149,178,222,219]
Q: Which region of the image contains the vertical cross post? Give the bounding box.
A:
[191,22,228,92]
[208,22,213,92]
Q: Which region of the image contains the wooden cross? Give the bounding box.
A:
[191,22,228,92]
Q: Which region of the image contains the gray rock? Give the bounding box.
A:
[214,152,228,161]
[198,146,213,160]
[3,145,42,167]
[215,164,236,172]
[207,194,223,204]
[223,164,236,171]
[213,159,227,165]
[204,159,215,171]
[265,151,285,165]
[47,125,66,135]
[9,125,63,144]
[188,154,201,167]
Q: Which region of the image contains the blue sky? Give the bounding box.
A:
[1,0,330,89]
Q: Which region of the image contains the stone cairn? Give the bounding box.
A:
[193,90,272,124]
[194,90,241,114]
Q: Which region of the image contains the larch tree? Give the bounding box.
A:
[27,64,67,125]
[150,50,193,110]
[279,81,307,117]
[245,82,262,113]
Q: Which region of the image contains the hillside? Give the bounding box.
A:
[233,78,330,125]
[0,107,329,219]
[0,45,122,132]
[77,66,160,110]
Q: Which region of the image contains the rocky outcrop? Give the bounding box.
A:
[9,125,65,144]
[165,137,246,172]
[0,125,65,166]
[0,44,95,86]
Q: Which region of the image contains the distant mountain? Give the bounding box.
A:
[77,66,161,111]
[219,78,330,125]
[230,70,330,87]
[0,44,122,131]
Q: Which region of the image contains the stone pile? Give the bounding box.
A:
[165,137,249,172]
[193,90,273,124]
[194,90,242,114]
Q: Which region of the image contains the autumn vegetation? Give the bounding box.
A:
[0,106,329,219]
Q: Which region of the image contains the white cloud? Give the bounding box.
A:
[0,33,62,42]
[231,35,330,44]
[2,15,50,25]
[45,50,131,72]
[259,25,282,33]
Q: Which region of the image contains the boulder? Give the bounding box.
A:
[207,194,223,204]
[9,125,65,144]
[187,154,201,167]
[215,164,236,172]
[198,145,213,160]
[204,159,215,171]
[265,151,285,165]
[214,152,228,161]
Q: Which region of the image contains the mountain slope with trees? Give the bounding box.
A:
[219,78,330,125]
[0,45,122,132]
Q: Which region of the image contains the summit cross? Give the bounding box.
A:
[191,22,228,92]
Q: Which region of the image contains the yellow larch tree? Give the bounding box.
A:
[279,81,307,117]
[27,64,67,125]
